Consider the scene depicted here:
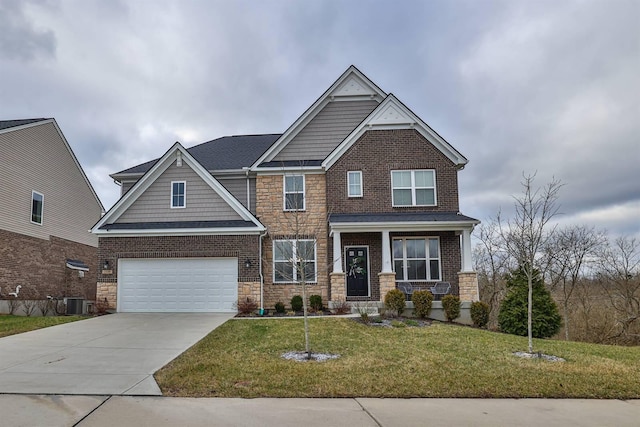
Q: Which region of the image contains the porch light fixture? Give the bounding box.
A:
[245,259,252,268]
[103,260,109,270]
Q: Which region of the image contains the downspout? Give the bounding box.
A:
[244,167,251,211]
[259,230,267,315]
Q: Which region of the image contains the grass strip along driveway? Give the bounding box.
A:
[0,314,85,338]
[155,318,640,399]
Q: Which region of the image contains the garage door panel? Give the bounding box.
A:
[118,258,238,313]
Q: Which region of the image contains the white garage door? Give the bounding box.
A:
[118,258,238,312]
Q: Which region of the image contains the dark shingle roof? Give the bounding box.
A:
[0,118,49,131]
[329,212,480,223]
[99,220,257,230]
[115,134,281,175]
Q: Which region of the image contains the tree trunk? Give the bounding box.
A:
[302,279,311,359]
[564,299,570,341]
[528,275,533,353]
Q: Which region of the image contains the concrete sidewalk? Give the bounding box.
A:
[1,395,638,427]
[0,313,232,395]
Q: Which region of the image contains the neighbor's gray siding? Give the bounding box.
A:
[273,100,379,161]
[218,176,256,214]
[0,121,102,246]
[115,162,243,223]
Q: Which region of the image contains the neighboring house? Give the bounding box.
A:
[92,66,480,313]
[0,119,104,302]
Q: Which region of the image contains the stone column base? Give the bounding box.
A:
[458,272,479,302]
[378,272,396,302]
[238,282,261,306]
[96,282,117,310]
[330,273,346,301]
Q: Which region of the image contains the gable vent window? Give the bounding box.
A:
[283,175,305,211]
[171,181,186,208]
[31,191,44,225]
[391,170,436,207]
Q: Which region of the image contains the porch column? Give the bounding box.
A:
[332,231,343,273]
[461,228,474,272]
[381,229,393,273]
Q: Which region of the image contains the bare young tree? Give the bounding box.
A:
[497,173,562,353]
[474,221,513,328]
[543,225,604,340]
[265,172,328,359]
[597,236,640,344]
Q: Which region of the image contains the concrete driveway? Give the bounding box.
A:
[0,313,233,395]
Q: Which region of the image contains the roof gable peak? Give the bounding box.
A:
[92,142,264,234]
[251,66,386,169]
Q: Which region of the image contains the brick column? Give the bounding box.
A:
[330,272,346,301]
[458,272,479,302]
[378,272,396,302]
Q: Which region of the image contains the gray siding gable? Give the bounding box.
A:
[273,100,379,161]
[115,162,243,223]
[0,120,103,246]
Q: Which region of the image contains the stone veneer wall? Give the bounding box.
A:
[256,173,329,309]
[96,234,260,310]
[0,229,97,300]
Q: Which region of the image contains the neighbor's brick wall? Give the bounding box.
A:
[96,235,261,308]
[0,229,97,300]
[326,129,460,213]
[256,174,329,309]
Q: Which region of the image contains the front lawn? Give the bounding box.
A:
[0,314,85,338]
[155,318,640,398]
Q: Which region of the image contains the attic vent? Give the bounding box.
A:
[176,152,182,167]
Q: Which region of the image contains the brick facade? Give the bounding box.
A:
[256,173,329,309]
[0,228,97,300]
[326,129,460,213]
[96,234,260,309]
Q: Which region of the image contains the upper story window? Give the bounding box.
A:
[31,191,44,225]
[283,175,305,211]
[273,239,317,283]
[391,170,436,207]
[347,171,362,198]
[171,181,186,208]
[393,237,441,282]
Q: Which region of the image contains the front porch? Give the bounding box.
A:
[328,212,480,304]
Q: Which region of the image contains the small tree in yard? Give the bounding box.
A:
[497,173,562,353]
[499,265,561,338]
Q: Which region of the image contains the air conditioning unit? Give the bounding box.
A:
[65,298,84,315]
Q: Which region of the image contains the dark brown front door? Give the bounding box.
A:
[346,246,369,297]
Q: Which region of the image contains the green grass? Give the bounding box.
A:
[155,318,640,398]
[0,314,85,338]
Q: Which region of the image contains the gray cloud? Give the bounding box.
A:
[0,0,637,238]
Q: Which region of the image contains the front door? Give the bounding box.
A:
[346,246,369,297]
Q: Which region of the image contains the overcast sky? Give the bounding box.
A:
[1,0,638,238]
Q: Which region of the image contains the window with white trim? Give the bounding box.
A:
[391,170,436,206]
[273,239,317,283]
[392,237,441,281]
[347,171,362,197]
[283,175,305,211]
[171,181,186,208]
[31,191,43,225]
